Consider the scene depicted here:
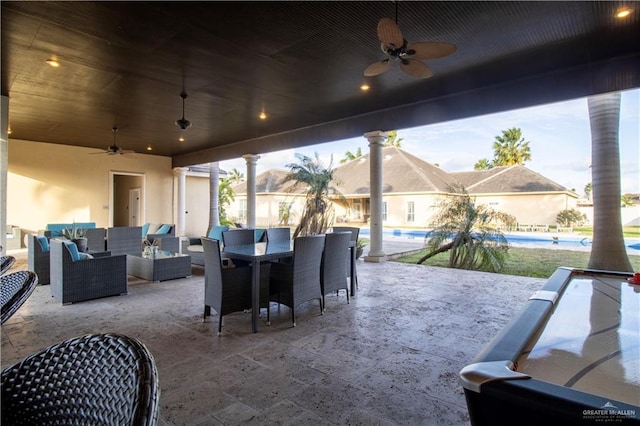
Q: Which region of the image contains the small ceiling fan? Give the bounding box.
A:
[364,4,456,79]
[92,126,134,155]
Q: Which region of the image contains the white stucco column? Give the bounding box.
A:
[173,167,188,236]
[0,96,8,255]
[242,154,260,228]
[364,130,387,262]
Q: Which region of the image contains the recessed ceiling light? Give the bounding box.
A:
[259,111,267,120]
[146,145,153,151]
[360,83,370,91]
[46,59,60,68]
[178,136,185,142]
[616,7,632,18]
[7,127,12,135]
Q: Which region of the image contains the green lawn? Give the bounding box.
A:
[573,226,640,238]
[394,247,640,279]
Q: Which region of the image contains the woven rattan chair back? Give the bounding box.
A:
[222,229,255,247]
[1,255,16,275]
[269,234,325,326]
[266,227,291,243]
[332,226,360,243]
[1,270,38,324]
[202,237,254,334]
[321,232,351,310]
[1,333,160,425]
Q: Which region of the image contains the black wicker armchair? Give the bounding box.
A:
[1,270,38,324]
[0,255,16,275]
[27,234,50,284]
[321,231,352,311]
[1,333,160,425]
[269,235,325,326]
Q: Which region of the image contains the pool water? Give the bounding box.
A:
[358,228,640,255]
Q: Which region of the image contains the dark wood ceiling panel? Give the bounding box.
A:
[1,1,638,164]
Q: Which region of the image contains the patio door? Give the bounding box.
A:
[110,172,145,227]
[129,188,141,226]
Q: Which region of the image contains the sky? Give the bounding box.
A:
[220,88,639,195]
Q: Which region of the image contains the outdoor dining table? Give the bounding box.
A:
[222,241,293,332]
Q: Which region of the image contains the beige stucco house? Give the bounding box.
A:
[229,146,579,229]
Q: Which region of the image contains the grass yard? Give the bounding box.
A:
[394,246,640,279]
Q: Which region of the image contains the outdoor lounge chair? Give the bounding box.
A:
[1,333,160,425]
[1,270,38,324]
[320,231,351,311]
[50,239,127,304]
[1,255,16,275]
[202,238,270,334]
[222,229,255,247]
[183,225,229,266]
[27,234,50,284]
[107,226,143,256]
[269,235,325,326]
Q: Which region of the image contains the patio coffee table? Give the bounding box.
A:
[127,250,191,282]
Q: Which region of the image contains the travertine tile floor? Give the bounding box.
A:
[1,246,545,425]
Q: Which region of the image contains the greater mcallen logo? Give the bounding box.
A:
[582,401,636,422]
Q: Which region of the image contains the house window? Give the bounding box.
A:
[407,201,415,222]
[382,202,388,221]
[239,199,247,222]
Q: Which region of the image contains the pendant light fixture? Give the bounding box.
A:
[175,91,192,130]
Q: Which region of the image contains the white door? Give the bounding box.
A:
[129,188,141,226]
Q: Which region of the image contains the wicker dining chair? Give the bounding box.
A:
[0,255,16,275]
[269,234,325,326]
[1,333,160,426]
[332,226,360,288]
[202,238,271,334]
[321,231,352,311]
[222,229,255,247]
[1,270,38,324]
[266,227,291,243]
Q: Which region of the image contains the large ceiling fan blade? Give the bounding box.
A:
[377,17,404,48]
[407,42,457,60]
[400,59,433,79]
[364,59,392,77]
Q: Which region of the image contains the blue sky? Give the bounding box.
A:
[221,88,639,195]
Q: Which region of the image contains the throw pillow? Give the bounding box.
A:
[156,224,171,234]
[141,223,151,237]
[62,241,81,261]
[36,235,50,252]
[78,252,94,260]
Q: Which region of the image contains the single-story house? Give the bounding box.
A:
[229,146,579,229]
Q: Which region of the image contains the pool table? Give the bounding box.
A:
[460,267,639,425]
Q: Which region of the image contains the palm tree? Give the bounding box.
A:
[584,182,592,201]
[474,158,493,170]
[384,130,403,147]
[284,153,345,237]
[228,168,244,184]
[208,162,220,231]
[492,127,531,166]
[218,177,236,226]
[340,147,363,164]
[587,92,632,272]
[417,185,513,272]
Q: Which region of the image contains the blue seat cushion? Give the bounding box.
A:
[207,225,229,241]
[141,223,151,237]
[156,224,171,234]
[36,236,49,252]
[62,240,81,261]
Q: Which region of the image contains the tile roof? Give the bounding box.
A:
[332,146,460,195]
[231,148,572,197]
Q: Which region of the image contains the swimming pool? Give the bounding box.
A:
[358,228,640,255]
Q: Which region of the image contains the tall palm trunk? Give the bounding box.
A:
[208,162,220,232]
[587,92,632,272]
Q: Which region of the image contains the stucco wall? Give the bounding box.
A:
[8,139,174,235]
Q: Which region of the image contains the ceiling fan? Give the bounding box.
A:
[93,126,134,155]
[364,5,456,79]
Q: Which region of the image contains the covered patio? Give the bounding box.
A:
[2,247,545,425]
